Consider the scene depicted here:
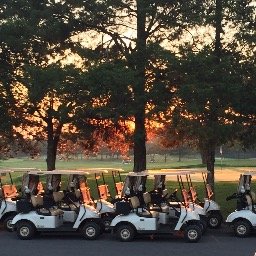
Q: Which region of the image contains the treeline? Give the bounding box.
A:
[0,1,255,190]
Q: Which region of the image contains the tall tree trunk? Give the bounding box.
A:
[205,144,216,194]
[200,141,216,198]
[46,116,63,171]
[199,0,223,196]
[202,0,222,198]
[133,0,147,172]
[200,149,207,164]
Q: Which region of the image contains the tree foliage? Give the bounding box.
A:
[0,0,254,181]
[161,0,255,190]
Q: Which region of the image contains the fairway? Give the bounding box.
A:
[1,156,256,173]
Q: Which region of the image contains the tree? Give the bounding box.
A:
[19,64,82,170]
[232,58,256,149]
[164,0,255,192]
[0,0,91,170]
[72,0,206,171]
[0,89,13,158]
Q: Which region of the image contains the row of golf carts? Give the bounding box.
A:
[0,167,256,242]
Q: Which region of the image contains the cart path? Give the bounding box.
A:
[0,226,255,256]
[162,167,256,182]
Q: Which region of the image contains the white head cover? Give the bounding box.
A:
[157,181,163,189]
[125,187,130,196]
[48,183,53,191]
[245,184,250,191]
[138,184,143,192]
[24,186,31,194]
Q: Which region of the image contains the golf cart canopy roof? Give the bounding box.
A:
[89,168,124,172]
[153,171,193,176]
[28,169,90,175]
[126,170,196,176]
[0,168,39,173]
[77,168,124,174]
[76,168,112,174]
[160,168,209,174]
[148,169,194,176]
[126,171,149,176]
[242,171,256,176]
[0,169,15,176]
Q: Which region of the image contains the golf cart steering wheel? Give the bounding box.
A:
[226,192,240,201]
[64,194,80,210]
[168,188,180,201]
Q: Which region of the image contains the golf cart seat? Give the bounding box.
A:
[53,191,65,203]
[2,184,19,198]
[250,191,256,203]
[143,192,169,213]
[130,196,159,218]
[245,194,253,210]
[31,195,63,216]
[244,194,256,213]
[53,191,80,212]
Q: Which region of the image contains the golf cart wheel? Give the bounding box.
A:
[16,221,36,240]
[116,224,135,242]
[208,212,222,229]
[184,225,202,243]
[234,220,251,238]
[81,222,101,240]
[3,215,15,232]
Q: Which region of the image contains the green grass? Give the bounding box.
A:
[1,156,255,219]
[1,156,256,170]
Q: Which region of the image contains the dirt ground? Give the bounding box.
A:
[161,167,256,182]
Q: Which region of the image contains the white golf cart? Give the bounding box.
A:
[110,171,202,243]
[162,168,223,228]
[0,168,39,231]
[226,171,256,237]
[76,168,121,231]
[192,169,222,228]
[11,170,103,240]
[148,169,208,233]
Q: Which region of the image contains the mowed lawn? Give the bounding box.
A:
[1,156,256,218]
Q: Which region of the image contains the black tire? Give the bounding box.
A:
[184,225,202,243]
[116,224,135,242]
[81,222,101,240]
[3,214,15,232]
[233,220,251,238]
[208,212,222,229]
[16,221,36,240]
